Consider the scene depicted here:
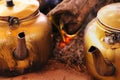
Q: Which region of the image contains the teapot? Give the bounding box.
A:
[84,3,120,80]
[0,0,52,74]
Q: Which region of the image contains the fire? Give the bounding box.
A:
[59,36,72,47]
[48,16,78,48]
[59,30,74,48]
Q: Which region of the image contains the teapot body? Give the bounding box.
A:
[84,3,120,80]
[0,0,52,74]
[0,12,52,73]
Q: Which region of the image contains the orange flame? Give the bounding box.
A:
[59,30,74,48]
[48,16,78,48]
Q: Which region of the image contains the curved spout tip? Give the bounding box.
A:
[88,46,100,57]
[13,32,28,60]
[88,46,115,76]
[88,46,96,53]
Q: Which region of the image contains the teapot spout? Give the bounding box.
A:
[88,46,115,76]
[14,32,28,60]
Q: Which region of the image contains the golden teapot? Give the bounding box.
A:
[0,0,52,74]
[84,3,120,80]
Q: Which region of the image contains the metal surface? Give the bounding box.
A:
[84,3,120,80]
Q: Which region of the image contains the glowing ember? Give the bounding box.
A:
[48,16,78,48]
[59,31,73,48]
[59,42,66,47]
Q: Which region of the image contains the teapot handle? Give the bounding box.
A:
[0,9,40,27]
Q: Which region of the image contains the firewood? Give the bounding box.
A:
[48,0,116,72]
[47,0,115,34]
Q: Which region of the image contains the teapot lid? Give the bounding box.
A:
[0,0,39,19]
[97,3,120,30]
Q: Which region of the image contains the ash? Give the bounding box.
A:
[53,31,86,72]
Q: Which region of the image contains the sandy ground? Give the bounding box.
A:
[0,60,92,80]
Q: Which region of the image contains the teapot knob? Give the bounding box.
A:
[6,0,14,7]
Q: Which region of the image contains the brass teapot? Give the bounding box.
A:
[0,0,52,74]
[84,3,120,80]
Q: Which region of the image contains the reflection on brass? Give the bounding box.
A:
[0,0,52,74]
[84,3,120,80]
[88,46,115,76]
[13,32,28,60]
